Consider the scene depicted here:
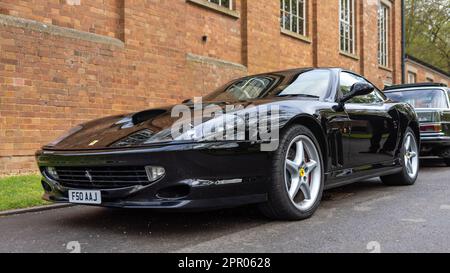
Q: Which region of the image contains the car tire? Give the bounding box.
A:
[444,158,450,167]
[381,128,419,186]
[258,125,324,221]
[439,148,450,166]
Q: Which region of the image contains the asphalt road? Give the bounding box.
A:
[1,159,449,253]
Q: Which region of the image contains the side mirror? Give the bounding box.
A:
[333,82,374,111]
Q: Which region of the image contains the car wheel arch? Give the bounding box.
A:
[402,104,420,144]
[408,120,420,147]
[393,104,420,154]
[282,115,328,171]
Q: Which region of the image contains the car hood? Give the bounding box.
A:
[43,98,304,151]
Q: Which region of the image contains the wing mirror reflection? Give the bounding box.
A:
[333,82,375,111]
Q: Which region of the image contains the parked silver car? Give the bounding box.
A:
[385,83,450,166]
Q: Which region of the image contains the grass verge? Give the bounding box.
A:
[0,175,49,212]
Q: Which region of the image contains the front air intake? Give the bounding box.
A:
[52,166,154,189]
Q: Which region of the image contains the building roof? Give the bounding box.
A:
[406,54,450,78]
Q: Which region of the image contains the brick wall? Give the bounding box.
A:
[0,0,403,175]
[0,0,124,39]
[405,57,450,86]
[245,0,314,73]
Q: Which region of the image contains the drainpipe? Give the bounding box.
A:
[401,0,406,84]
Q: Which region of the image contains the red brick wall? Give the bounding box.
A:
[0,0,124,39]
[245,0,314,73]
[315,0,360,73]
[0,0,404,175]
[406,60,450,86]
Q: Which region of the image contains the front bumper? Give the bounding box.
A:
[36,142,271,210]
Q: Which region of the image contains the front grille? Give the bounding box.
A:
[53,166,151,189]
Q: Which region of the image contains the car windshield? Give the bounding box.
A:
[277,70,331,99]
[204,76,276,102]
[386,89,449,109]
[203,70,331,102]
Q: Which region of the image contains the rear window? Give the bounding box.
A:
[386,89,449,109]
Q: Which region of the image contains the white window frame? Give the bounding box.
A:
[207,0,233,10]
[339,0,356,55]
[407,71,417,84]
[378,2,390,67]
[280,0,307,36]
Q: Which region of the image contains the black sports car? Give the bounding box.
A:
[36,68,420,220]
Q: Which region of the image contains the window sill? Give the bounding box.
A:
[378,65,393,72]
[280,29,312,44]
[186,0,240,19]
[339,51,360,61]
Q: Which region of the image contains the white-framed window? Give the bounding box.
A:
[208,0,232,10]
[378,3,389,67]
[407,71,417,84]
[280,0,307,36]
[339,0,356,55]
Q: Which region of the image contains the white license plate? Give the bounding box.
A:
[68,190,102,205]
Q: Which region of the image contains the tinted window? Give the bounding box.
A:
[203,69,332,102]
[340,72,383,103]
[278,70,331,99]
[386,89,449,109]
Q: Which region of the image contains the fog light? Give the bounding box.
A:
[145,166,165,182]
[46,167,59,180]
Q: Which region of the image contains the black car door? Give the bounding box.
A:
[339,72,399,167]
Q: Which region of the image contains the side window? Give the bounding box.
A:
[339,72,383,104]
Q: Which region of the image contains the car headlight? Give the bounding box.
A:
[46,125,83,147]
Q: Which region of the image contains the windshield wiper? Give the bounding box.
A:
[277,94,320,99]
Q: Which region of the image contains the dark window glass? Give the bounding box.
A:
[204,69,331,102]
[280,0,307,36]
[208,0,231,9]
[205,76,274,102]
[278,70,331,99]
[340,72,383,104]
[386,89,449,109]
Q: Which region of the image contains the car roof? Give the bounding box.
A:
[384,83,448,92]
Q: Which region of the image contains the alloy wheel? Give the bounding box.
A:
[284,135,322,211]
[404,132,419,179]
